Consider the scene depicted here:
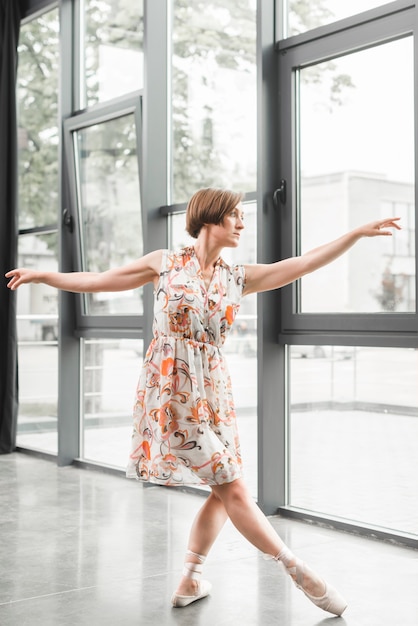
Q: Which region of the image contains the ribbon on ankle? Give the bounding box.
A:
[263,547,295,567]
[186,549,206,564]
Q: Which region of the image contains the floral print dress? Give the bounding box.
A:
[126,247,246,486]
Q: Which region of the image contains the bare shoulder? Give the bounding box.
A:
[143,249,164,273]
[242,262,268,295]
[131,249,164,287]
[107,249,164,290]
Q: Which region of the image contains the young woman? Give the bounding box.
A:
[6,187,400,615]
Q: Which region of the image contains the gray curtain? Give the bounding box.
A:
[0,0,22,453]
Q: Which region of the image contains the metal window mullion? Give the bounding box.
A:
[414,4,418,319]
[76,0,86,110]
[141,0,170,348]
[71,130,88,314]
[78,338,85,460]
[256,0,285,514]
[58,0,81,466]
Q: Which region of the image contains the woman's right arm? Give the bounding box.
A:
[5,249,163,293]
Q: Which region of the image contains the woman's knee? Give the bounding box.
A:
[212,478,250,507]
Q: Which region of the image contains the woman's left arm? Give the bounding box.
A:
[243,217,401,296]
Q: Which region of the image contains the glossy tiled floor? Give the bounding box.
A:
[1,453,417,626]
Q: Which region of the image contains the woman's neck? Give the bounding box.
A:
[193,237,222,273]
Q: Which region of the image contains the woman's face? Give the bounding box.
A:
[206,203,245,248]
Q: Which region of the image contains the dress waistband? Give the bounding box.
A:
[152,334,220,350]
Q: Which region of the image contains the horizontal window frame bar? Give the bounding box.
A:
[278,506,418,550]
[73,313,145,331]
[21,0,58,23]
[277,6,414,70]
[280,305,417,337]
[74,326,144,340]
[277,0,414,53]
[160,191,257,216]
[279,330,418,349]
[18,224,58,236]
[160,201,187,216]
[66,91,143,131]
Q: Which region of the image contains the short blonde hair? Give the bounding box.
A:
[186,188,244,239]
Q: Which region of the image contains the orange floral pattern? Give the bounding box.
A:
[126,247,246,486]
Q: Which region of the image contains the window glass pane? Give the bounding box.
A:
[82,0,144,107]
[75,114,143,315]
[169,202,258,497]
[171,1,257,203]
[81,338,143,467]
[298,38,415,313]
[286,0,394,38]
[16,234,59,455]
[17,8,59,228]
[289,346,418,536]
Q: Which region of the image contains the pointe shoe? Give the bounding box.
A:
[171,550,212,608]
[298,577,347,616]
[289,560,347,616]
[274,550,347,616]
[171,580,212,607]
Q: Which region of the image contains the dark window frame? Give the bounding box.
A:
[277,2,418,348]
[63,93,144,338]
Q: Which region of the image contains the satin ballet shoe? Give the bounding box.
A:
[171,579,212,607]
[171,550,212,608]
[273,549,348,617]
[297,577,347,616]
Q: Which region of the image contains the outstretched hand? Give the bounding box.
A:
[357,217,401,237]
[5,268,38,290]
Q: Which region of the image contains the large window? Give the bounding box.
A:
[15,8,60,455]
[279,4,417,334]
[65,94,143,464]
[57,0,146,469]
[171,0,257,203]
[73,111,143,317]
[298,38,415,314]
[289,346,418,535]
[63,95,144,468]
[168,1,258,495]
[80,0,144,108]
[81,338,143,467]
[14,0,417,544]
[278,1,418,539]
[64,95,143,334]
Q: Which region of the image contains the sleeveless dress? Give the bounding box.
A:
[126,247,246,486]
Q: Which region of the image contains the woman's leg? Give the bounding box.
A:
[211,478,325,597]
[175,490,228,596]
[174,478,346,615]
